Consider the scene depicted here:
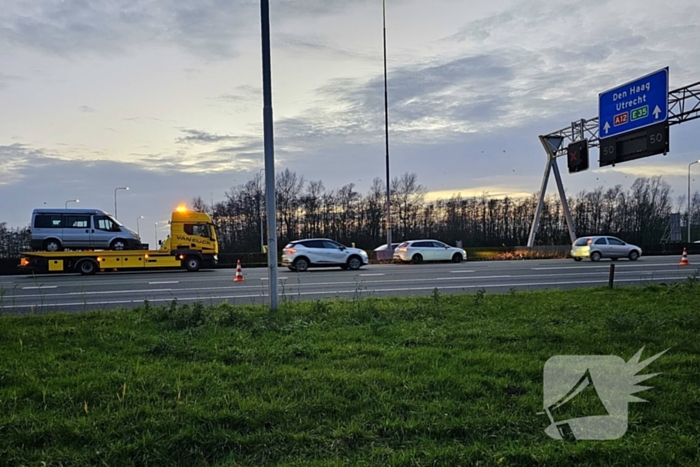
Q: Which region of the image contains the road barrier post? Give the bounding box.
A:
[609,264,615,289]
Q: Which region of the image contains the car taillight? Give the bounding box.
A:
[20,258,29,267]
[286,248,296,254]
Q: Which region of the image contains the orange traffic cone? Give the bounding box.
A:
[233,259,245,282]
[680,248,690,266]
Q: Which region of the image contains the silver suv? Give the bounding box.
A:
[282,239,369,272]
[570,236,642,262]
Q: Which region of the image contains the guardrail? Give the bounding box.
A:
[3,244,700,274]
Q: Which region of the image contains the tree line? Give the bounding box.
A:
[193,170,699,254]
[2,172,698,258]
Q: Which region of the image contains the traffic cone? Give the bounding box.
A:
[233,259,245,282]
[680,248,690,266]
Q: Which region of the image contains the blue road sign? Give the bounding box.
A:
[598,68,669,139]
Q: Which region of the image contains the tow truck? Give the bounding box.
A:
[19,206,218,275]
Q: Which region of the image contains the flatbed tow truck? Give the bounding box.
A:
[19,207,218,275]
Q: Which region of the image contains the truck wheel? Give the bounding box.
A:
[184,256,201,272]
[77,259,98,275]
[110,239,128,250]
[43,239,62,252]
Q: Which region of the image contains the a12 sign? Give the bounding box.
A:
[567,140,589,173]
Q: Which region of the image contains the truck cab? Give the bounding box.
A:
[159,207,219,269]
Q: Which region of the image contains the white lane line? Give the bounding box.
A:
[148,281,179,285]
[2,276,691,309]
[21,286,58,290]
[436,275,512,280]
[450,270,476,273]
[360,273,385,277]
[532,263,678,270]
[260,277,288,280]
[5,268,688,299]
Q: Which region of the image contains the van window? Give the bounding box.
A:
[63,215,90,229]
[94,216,119,232]
[34,214,62,229]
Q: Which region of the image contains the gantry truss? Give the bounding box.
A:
[527,80,700,247]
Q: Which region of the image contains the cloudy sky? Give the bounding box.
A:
[2,0,700,247]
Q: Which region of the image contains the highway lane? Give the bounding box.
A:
[1,255,698,314]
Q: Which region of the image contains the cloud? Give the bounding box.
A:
[78,105,96,113]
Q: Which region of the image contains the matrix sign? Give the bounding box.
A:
[599,68,669,139]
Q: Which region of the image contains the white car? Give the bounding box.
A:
[393,239,467,264]
[282,238,369,272]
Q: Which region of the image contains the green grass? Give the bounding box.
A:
[1,283,700,466]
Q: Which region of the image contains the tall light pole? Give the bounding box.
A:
[136,215,144,236]
[260,0,278,311]
[259,168,265,253]
[382,0,392,255]
[114,187,129,219]
[689,160,700,242]
[65,199,79,208]
[154,221,160,247]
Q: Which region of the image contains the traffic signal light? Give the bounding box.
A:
[567,140,589,173]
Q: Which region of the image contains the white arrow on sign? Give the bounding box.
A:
[603,121,610,134]
[653,105,661,119]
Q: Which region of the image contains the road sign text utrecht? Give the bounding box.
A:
[599,68,669,139]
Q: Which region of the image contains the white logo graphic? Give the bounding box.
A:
[542,347,667,440]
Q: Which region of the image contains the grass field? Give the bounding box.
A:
[1,282,699,466]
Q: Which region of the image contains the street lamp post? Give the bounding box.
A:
[154,222,159,247]
[114,187,129,219]
[382,0,392,256]
[259,168,265,252]
[689,160,700,242]
[136,216,144,236]
[65,199,79,208]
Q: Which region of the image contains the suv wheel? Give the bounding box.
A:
[293,257,309,272]
[347,256,362,270]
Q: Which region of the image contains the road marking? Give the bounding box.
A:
[360,273,385,277]
[21,286,57,290]
[148,281,179,285]
[2,276,691,309]
[260,277,288,280]
[450,270,476,273]
[437,275,512,280]
[532,263,678,271]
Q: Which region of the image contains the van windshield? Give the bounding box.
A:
[108,216,123,227]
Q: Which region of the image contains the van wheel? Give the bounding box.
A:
[110,239,128,250]
[43,239,62,252]
[184,256,201,272]
[77,259,98,275]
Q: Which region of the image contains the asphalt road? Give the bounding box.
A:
[1,255,698,314]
